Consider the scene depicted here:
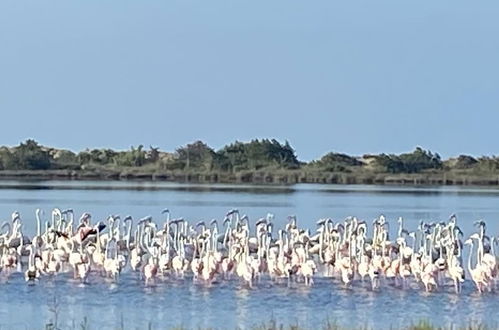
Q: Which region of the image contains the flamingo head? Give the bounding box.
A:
[316,218,326,226]
[474,220,486,228]
[11,211,20,222]
[255,218,267,226]
[469,233,480,240]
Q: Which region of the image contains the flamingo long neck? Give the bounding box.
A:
[491,237,495,257]
[36,212,41,237]
[449,223,455,243]
[67,219,73,236]
[318,228,324,263]
[382,231,388,255]
[11,221,19,239]
[17,228,24,252]
[359,236,364,259]
[457,238,462,259]
[244,237,250,261]
[112,219,120,241]
[428,235,434,263]
[399,241,404,263]
[29,246,34,269]
[212,228,218,252]
[228,239,233,260]
[126,220,132,251]
[478,235,483,265]
[257,235,263,261]
[165,222,170,246]
[105,239,111,259]
[200,239,207,258]
[174,224,179,252]
[161,229,168,252]
[165,228,171,256]
[419,228,425,251]
[96,226,101,253]
[335,240,340,261]
[423,236,428,258]
[139,226,147,253]
[136,225,142,252]
[467,241,474,274]
[207,234,213,255]
[350,236,356,260]
[108,218,115,240]
[278,231,284,258]
[1,222,11,239]
[223,222,230,247]
[181,237,186,258]
[175,223,181,252]
[192,238,199,259]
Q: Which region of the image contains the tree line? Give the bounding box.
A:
[0,139,496,176]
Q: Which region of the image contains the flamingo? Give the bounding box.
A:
[24,245,40,282]
[465,235,489,293]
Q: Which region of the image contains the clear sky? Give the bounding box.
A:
[1,1,498,161]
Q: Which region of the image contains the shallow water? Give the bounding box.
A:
[0,181,498,329]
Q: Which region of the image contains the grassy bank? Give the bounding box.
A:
[3,167,499,186]
[3,139,499,186]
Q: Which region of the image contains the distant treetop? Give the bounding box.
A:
[0,139,490,177]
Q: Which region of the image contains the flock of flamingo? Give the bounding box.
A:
[0,208,497,293]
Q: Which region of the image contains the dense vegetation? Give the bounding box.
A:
[0,139,498,185]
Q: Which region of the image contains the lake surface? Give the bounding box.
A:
[0,180,498,329]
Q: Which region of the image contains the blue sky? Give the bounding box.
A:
[0,1,498,161]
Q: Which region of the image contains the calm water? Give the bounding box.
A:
[1,180,499,329]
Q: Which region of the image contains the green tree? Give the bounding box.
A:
[311,152,362,172]
[51,149,79,169]
[218,139,299,171]
[146,146,160,163]
[372,154,405,173]
[372,148,442,173]
[12,139,52,170]
[175,141,218,171]
[112,145,147,167]
[77,149,117,165]
[451,155,478,169]
[398,147,442,173]
[0,147,15,170]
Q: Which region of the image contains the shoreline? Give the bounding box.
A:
[1,169,499,186]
